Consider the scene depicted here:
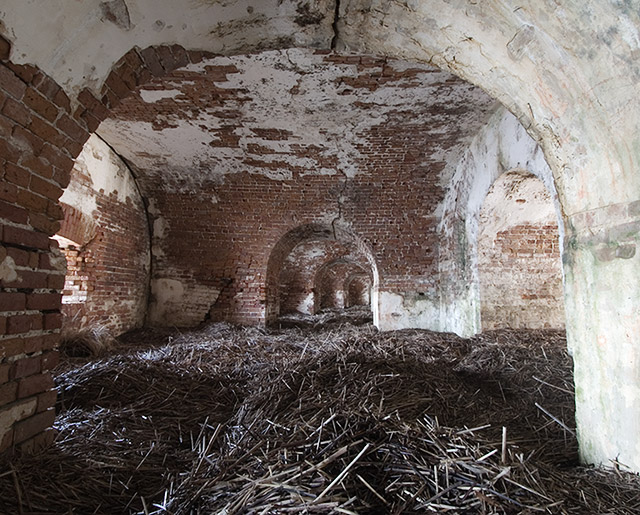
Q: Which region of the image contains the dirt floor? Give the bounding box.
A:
[2,309,640,514]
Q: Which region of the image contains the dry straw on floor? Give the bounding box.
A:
[2,312,640,514]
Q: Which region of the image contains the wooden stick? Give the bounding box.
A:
[314,443,371,503]
[501,426,508,464]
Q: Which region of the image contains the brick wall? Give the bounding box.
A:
[0,48,87,454]
[0,42,214,455]
[478,172,564,330]
[479,222,564,329]
[56,136,150,336]
[101,52,491,327]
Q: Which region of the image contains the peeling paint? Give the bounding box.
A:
[99,49,493,193]
[0,256,18,283]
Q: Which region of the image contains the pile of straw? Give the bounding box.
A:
[2,321,640,514]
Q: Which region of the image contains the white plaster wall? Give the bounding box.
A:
[377,291,441,332]
[0,0,335,99]
[438,107,559,336]
[59,134,140,211]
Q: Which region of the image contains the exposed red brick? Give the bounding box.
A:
[41,351,60,371]
[0,292,26,311]
[2,225,51,250]
[0,35,10,61]
[2,96,31,126]
[26,293,61,311]
[13,408,56,444]
[56,114,89,143]
[6,314,42,334]
[23,87,58,122]
[11,355,41,379]
[0,64,26,99]
[37,390,57,412]
[0,339,25,360]
[17,373,54,399]
[29,174,63,201]
[0,381,17,405]
[0,364,10,384]
[139,47,165,77]
[16,427,56,453]
[42,312,62,331]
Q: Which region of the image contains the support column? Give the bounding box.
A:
[564,201,640,470]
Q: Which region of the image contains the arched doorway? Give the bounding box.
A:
[265,223,379,326]
[478,171,564,330]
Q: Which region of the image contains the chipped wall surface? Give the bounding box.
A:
[97,49,493,188]
[438,107,558,337]
[57,135,150,335]
[478,172,564,330]
[337,0,640,213]
[1,0,640,471]
[0,0,335,99]
[100,50,493,327]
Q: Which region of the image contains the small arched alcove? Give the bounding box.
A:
[314,259,371,312]
[265,223,378,326]
[478,170,564,330]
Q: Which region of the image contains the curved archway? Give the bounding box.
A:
[344,273,372,308]
[438,107,561,336]
[0,1,638,469]
[265,223,379,325]
[478,170,564,330]
[313,259,370,312]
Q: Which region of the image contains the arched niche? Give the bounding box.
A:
[314,259,370,312]
[266,223,379,325]
[438,107,562,337]
[478,170,564,330]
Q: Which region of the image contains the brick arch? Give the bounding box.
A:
[313,259,370,312]
[0,41,215,454]
[265,223,379,325]
[344,273,372,308]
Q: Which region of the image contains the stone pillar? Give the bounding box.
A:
[564,201,640,470]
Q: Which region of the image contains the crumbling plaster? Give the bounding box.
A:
[438,107,559,337]
[0,0,336,98]
[478,171,564,330]
[1,0,639,471]
[96,49,492,188]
